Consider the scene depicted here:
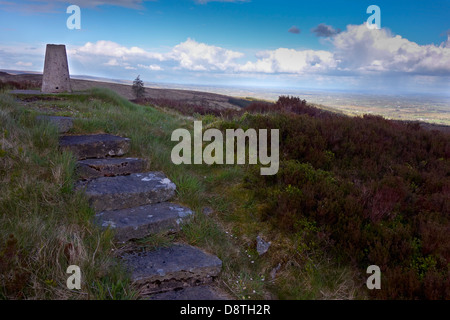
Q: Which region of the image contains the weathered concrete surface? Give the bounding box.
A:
[77,157,147,180]
[95,202,193,242]
[36,115,73,133]
[59,134,130,160]
[122,244,222,295]
[148,285,230,300]
[41,44,72,93]
[79,172,176,212]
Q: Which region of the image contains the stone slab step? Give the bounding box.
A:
[121,244,222,295]
[78,171,176,212]
[95,202,193,242]
[147,285,230,300]
[77,157,147,180]
[59,134,130,160]
[36,115,73,133]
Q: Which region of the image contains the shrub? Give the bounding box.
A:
[132,75,145,99]
[241,103,450,299]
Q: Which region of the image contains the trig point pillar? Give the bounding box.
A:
[41,44,72,93]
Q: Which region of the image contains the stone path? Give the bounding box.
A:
[39,115,228,300]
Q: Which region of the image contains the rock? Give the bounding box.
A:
[122,244,222,295]
[256,236,271,256]
[36,115,73,133]
[79,171,176,212]
[59,134,130,160]
[148,285,230,300]
[95,202,193,242]
[77,157,147,180]
[270,263,281,280]
[202,206,214,216]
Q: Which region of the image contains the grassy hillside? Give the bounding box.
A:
[145,94,449,299]
[1,88,448,299]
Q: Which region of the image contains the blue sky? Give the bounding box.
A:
[1,0,449,94]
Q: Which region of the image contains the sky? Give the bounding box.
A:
[0,0,449,95]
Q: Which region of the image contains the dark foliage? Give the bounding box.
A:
[134,97,239,118]
[228,98,253,109]
[134,95,336,119]
[0,234,31,299]
[235,96,450,299]
[0,80,41,90]
[132,75,145,99]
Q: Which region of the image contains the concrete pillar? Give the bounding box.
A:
[41,44,72,93]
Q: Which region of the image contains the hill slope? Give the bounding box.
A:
[1,85,449,300]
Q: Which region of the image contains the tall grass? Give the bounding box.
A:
[0,93,136,299]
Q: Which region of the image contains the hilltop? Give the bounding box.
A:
[0,71,252,110]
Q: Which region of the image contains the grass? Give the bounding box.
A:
[1,88,363,300]
[0,93,136,299]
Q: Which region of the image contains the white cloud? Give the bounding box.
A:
[3,23,450,84]
[15,61,33,67]
[70,40,163,60]
[69,38,243,72]
[239,48,336,74]
[138,64,163,71]
[333,24,450,75]
[105,58,119,66]
[167,38,244,71]
[238,25,450,76]
[63,30,450,77]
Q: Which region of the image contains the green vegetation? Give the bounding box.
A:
[1,88,448,300]
[228,98,450,299]
[0,93,135,299]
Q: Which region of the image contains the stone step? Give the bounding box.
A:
[121,244,222,295]
[77,157,147,180]
[95,202,193,242]
[147,285,230,300]
[36,115,73,133]
[78,171,176,212]
[59,134,130,160]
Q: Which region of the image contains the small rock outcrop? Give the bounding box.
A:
[59,134,130,160]
[256,235,271,256]
[79,172,176,212]
[77,157,147,180]
[95,202,193,242]
[122,244,223,295]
